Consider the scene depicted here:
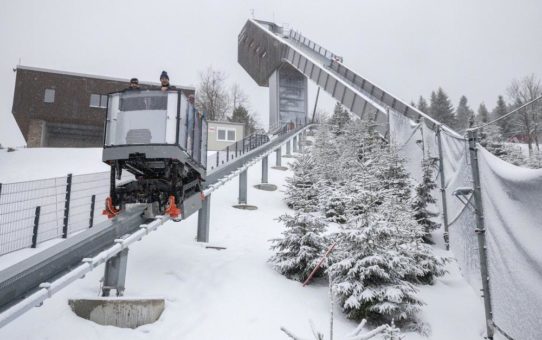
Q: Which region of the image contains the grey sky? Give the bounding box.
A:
[1,0,541,146]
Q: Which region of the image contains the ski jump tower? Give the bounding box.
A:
[238,20,308,131]
[238,19,448,134]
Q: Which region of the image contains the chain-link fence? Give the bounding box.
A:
[0,172,111,256]
[388,96,542,340]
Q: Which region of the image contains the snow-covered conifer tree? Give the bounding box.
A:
[411,158,440,240]
[328,201,424,325]
[284,153,319,212]
[269,213,327,282]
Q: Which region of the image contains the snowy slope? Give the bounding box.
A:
[0,148,109,183]
[0,149,486,339]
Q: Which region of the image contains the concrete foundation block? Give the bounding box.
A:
[69,298,165,329]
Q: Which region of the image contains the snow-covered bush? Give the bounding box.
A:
[269,213,327,282]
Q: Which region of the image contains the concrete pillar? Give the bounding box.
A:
[298,133,304,152]
[238,169,248,204]
[286,140,291,156]
[262,155,269,184]
[102,248,129,297]
[197,194,211,242]
[275,147,282,167]
[293,136,298,153]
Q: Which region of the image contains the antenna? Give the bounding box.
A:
[250,9,254,18]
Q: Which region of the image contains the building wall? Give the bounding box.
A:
[207,121,245,151]
[12,66,194,147]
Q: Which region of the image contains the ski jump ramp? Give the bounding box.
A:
[238,19,458,137]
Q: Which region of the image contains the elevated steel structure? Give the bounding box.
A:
[238,19,461,137]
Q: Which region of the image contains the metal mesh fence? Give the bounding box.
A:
[0,172,110,255]
[390,96,542,339]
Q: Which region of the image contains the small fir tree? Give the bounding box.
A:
[284,153,319,212]
[429,88,456,128]
[411,158,440,240]
[493,95,511,135]
[269,213,327,282]
[228,105,258,135]
[455,95,474,132]
[328,203,425,325]
[477,103,490,124]
[330,102,351,133]
[417,96,429,114]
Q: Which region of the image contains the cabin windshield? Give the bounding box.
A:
[104,90,179,145]
[119,92,168,111]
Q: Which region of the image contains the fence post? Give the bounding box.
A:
[216,151,219,167]
[436,127,450,250]
[32,206,41,248]
[89,195,96,228]
[62,174,72,239]
[236,141,238,158]
[467,129,494,339]
[227,146,230,162]
[293,136,298,153]
[275,147,282,167]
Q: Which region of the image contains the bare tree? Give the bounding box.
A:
[230,83,249,111]
[196,67,230,121]
[507,74,542,154]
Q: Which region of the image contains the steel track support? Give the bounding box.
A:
[102,248,129,297]
[275,147,282,167]
[197,194,211,242]
[238,169,248,204]
[286,140,291,156]
[262,155,269,184]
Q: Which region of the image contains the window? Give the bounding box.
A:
[44,89,55,103]
[227,130,235,141]
[90,94,108,108]
[216,127,236,142]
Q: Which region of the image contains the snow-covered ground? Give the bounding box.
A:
[0,149,486,339]
[0,147,109,182]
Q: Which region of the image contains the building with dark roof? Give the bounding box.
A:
[11,65,194,147]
